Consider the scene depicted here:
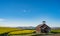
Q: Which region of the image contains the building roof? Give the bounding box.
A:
[36,24,51,29]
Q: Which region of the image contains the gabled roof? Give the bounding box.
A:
[36,24,43,27]
[36,24,51,29]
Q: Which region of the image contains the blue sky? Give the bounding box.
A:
[0,0,60,27]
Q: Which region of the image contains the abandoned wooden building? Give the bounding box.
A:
[36,21,51,33]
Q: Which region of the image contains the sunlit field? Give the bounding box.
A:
[0,27,35,36]
[9,30,35,35]
[0,27,21,34]
[0,27,60,36]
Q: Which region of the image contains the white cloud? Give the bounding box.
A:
[0,18,5,21]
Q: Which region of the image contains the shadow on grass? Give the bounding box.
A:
[0,32,8,36]
[51,32,60,34]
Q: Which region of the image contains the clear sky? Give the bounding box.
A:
[0,0,60,27]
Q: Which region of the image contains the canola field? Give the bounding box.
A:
[0,27,60,36]
[0,27,35,36]
[0,27,22,34]
[9,30,35,35]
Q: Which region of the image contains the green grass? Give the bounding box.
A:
[51,29,60,33]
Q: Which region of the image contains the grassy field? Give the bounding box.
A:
[9,30,35,35]
[0,27,60,36]
[51,29,60,33]
[0,27,35,36]
[0,27,22,34]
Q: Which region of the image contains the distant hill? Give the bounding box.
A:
[51,27,60,30]
[17,26,36,30]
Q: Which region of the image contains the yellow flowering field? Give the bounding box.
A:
[0,27,21,34]
[9,30,35,35]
